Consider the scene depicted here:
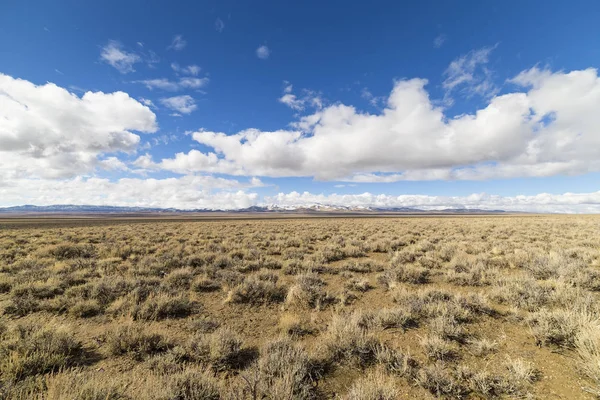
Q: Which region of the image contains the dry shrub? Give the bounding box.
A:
[188,317,220,334]
[321,312,379,366]
[162,267,193,290]
[430,315,468,343]
[44,243,95,260]
[575,323,600,396]
[374,345,419,378]
[233,338,316,400]
[285,273,328,309]
[345,278,373,292]
[503,357,539,394]
[391,247,421,264]
[186,327,247,371]
[11,280,64,300]
[135,294,196,321]
[375,308,417,330]
[158,369,221,400]
[420,335,459,361]
[3,295,40,317]
[0,324,84,382]
[416,362,466,397]
[378,265,430,286]
[0,275,12,293]
[446,263,498,286]
[68,299,102,318]
[191,275,221,293]
[105,324,171,360]
[345,369,399,400]
[345,260,384,274]
[528,308,588,347]
[44,370,129,400]
[49,369,223,400]
[491,277,553,311]
[107,293,195,321]
[467,337,498,356]
[225,275,287,304]
[279,313,313,338]
[69,276,134,306]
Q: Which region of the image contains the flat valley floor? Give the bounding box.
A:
[1,215,599,399]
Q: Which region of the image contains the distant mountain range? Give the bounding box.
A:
[0,204,508,214]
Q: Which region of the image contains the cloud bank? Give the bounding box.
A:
[156,67,600,183]
[3,67,600,213]
[0,73,157,179]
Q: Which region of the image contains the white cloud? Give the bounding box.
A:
[256,45,270,59]
[160,95,197,114]
[184,65,201,76]
[168,35,187,51]
[99,157,128,171]
[144,50,160,67]
[0,176,261,210]
[136,78,180,91]
[279,93,305,111]
[139,97,157,109]
[179,77,209,89]
[0,73,157,179]
[433,34,447,48]
[443,45,499,102]
[152,67,600,182]
[100,40,141,73]
[278,83,323,111]
[215,18,225,33]
[264,191,600,213]
[135,77,209,91]
[361,88,384,107]
[171,63,201,76]
[3,172,600,212]
[134,150,242,175]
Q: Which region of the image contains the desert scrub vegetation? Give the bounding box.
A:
[0,215,599,398]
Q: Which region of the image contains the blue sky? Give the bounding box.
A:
[1,1,600,212]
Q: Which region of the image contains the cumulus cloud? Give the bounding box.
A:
[151,67,600,182]
[160,95,197,114]
[0,73,157,178]
[100,40,141,73]
[168,35,187,51]
[256,45,270,59]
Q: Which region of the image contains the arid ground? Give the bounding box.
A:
[1,215,599,399]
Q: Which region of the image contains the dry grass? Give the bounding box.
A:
[0,215,599,398]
